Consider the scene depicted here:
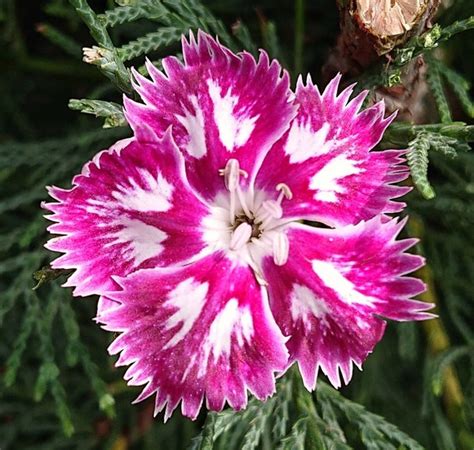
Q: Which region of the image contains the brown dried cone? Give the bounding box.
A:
[323,0,441,122]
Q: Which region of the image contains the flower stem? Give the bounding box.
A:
[294,0,305,78]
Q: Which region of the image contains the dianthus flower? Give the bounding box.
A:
[44,31,434,420]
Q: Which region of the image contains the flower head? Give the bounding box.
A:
[44,31,434,420]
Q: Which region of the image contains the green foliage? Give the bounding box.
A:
[261,21,281,61]
[389,16,474,74]
[426,55,452,123]
[442,67,474,118]
[384,122,473,199]
[1,0,473,449]
[4,295,39,387]
[98,2,170,28]
[189,414,217,450]
[317,384,424,450]
[428,56,474,119]
[357,16,474,92]
[117,26,184,61]
[68,0,132,92]
[405,129,471,199]
[68,99,126,128]
[407,132,436,199]
[232,21,258,56]
[0,128,126,440]
[276,417,308,450]
[193,373,426,450]
[36,23,82,58]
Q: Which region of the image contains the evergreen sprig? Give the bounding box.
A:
[317,383,425,450]
[386,123,473,199]
[68,99,127,128]
[426,55,452,123]
[428,56,474,119]
[68,0,131,92]
[407,132,438,199]
[392,16,474,71]
[193,374,425,450]
[117,26,183,61]
[98,1,169,27]
[0,127,125,437]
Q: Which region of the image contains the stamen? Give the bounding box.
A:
[276,183,293,203]
[229,189,236,225]
[272,232,289,266]
[219,159,250,224]
[246,245,269,286]
[220,159,239,224]
[261,200,283,219]
[230,222,252,251]
[253,270,268,286]
[250,237,267,248]
[258,200,283,229]
[237,186,253,218]
[219,159,249,190]
[214,167,293,275]
[239,168,249,179]
[221,159,240,191]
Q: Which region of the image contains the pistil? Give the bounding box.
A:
[215,159,294,283]
[219,159,248,224]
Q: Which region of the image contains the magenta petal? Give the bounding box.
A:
[256,74,408,227]
[262,216,433,390]
[124,30,296,200]
[99,253,288,420]
[43,131,209,299]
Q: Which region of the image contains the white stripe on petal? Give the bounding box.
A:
[207,79,259,151]
[163,278,209,349]
[200,298,254,375]
[311,259,376,306]
[112,168,173,212]
[111,217,167,267]
[309,154,361,202]
[290,284,329,328]
[285,121,331,163]
[175,95,208,158]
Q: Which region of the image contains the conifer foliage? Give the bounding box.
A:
[1,1,473,449]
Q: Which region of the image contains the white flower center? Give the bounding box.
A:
[202,159,293,285]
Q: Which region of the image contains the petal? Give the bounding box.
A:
[43,131,210,299]
[99,253,288,420]
[124,30,296,200]
[256,74,409,227]
[262,216,433,390]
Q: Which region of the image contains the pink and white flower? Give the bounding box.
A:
[44,31,434,420]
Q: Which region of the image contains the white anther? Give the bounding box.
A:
[221,159,240,191]
[272,232,289,266]
[261,200,283,219]
[230,222,252,251]
[276,183,293,201]
[219,159,249,192]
